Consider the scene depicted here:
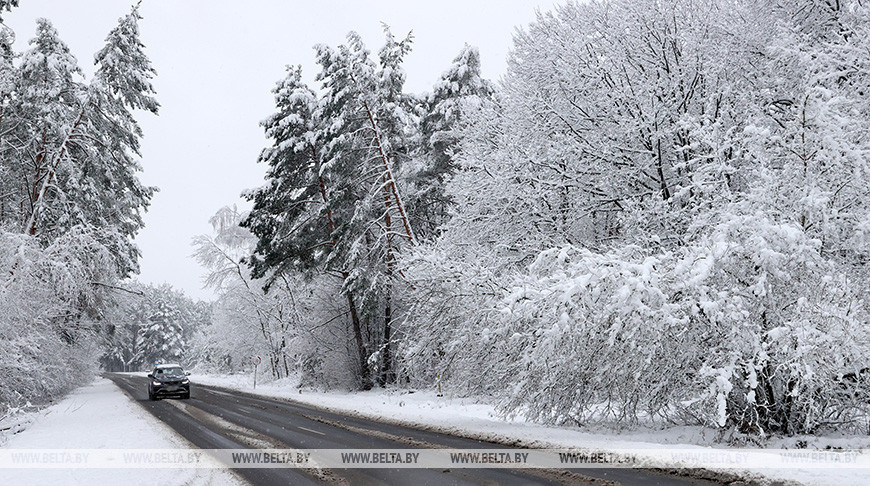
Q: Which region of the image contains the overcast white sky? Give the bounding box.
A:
[5,0,556,301]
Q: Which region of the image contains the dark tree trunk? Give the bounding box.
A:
[380,285,395,386]
[343,277,371,390]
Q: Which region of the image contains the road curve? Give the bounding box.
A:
[106,373,720,486]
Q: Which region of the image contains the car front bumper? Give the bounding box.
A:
[150,383,190,396]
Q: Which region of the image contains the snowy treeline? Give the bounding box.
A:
[100,283,207,372]
[198,0,869,436]
[0,4,157,414]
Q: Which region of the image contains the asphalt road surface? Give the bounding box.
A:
[107,373,722,486]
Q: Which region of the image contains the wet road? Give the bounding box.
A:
[107,373,721,486]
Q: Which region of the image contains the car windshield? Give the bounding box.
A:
[156,367,185,378]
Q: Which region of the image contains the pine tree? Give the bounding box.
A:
[241,66,370,382]
[86,4,159,276]
[13,8,158,278]
[140,285,188,365]
[409,45,494,239]
[314,29,416,386]
[371,27,417,384]
[245,29,419,388]
[17,18,86,239]
[0,25,18,224]
[243,66,326,278]
[93,5,159,114]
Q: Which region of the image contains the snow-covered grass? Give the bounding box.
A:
[0,376,244,486]
[190,371,870,486]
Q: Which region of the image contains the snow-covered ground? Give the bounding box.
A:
[0,377,244,486]
[190,372,869,486]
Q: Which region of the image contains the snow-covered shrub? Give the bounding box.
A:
[401,205,868,434]
[397,246,510,397]
[675,211,870,434]
[0,228,107,415]
[492,245,691,425]
[477,211,869,433]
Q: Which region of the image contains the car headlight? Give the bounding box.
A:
[152,381,161,386]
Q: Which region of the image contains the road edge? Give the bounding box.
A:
[193,382,788,486]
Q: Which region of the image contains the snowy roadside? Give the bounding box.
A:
[190,372,868,486]
[0,376,244,486]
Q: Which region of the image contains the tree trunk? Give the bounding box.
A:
[25,106,87,235]
[380,283,395,386]
[343,275,371,390]
[362,101,415,245]
[656,138,671,200]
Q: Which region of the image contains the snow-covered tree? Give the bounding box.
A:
[399,0,870,435]
[93,6,159,114]
[16,18,87,238]
[86,4,159,276]
[1,9,156,278]
[245,29,420,388]
[139,285,189,366]
[100,283,205,371]
[406,45,494,239]
[0,4,159,413]
[0,0,17,20]
[0,25,20,225]
[196,206,338,381]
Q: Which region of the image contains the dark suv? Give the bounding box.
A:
[147,364,190,400]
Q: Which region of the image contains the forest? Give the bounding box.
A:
[1,0,868,438]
